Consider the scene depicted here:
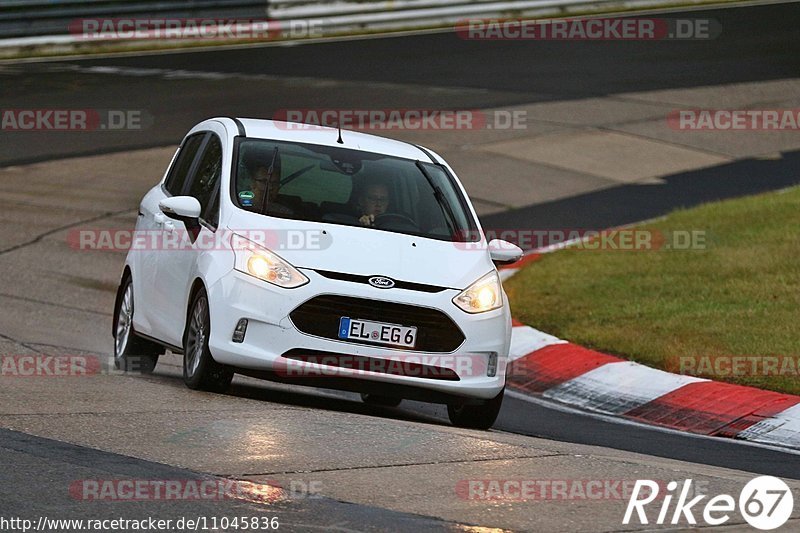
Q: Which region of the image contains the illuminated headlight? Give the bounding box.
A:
[453,272,503,313]
[231,234,308,288]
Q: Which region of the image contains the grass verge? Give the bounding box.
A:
[505,186,800,395]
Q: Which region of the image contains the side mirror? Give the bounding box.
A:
[488,239,523,265]
[159,196,201,224]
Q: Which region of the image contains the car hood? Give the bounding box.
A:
[225,212,493,290]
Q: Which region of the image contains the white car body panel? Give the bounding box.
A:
[123,117,514,402]
[226,208,494,290]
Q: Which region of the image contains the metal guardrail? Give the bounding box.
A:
[268,0,742,34]
[0,0,736,42]
[0,0,268,38]
[267,0,649,32]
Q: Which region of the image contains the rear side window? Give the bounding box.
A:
[164,133,205,195]
[187,134,223,213]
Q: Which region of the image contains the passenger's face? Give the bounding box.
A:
[361,184,389,216]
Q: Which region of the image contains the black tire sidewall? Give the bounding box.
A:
[113,277,132,367]
[448,388,505,430]
[183,290,211,389]
[114,276,159,373]
[182,288,232,392]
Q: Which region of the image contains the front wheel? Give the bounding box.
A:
[113,276,161,373]
[447,389,504,430]
[183,288,234,392]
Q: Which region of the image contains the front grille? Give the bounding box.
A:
[289,295,465,352]
[281,349,460,381]
[313,269,448,293]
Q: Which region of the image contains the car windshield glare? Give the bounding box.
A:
[232,138,480,242]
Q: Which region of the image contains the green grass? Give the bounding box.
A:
[505,186,800,395]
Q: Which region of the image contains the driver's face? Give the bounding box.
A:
[360,184,389,216]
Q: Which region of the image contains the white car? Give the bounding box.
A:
[113,117,522,429]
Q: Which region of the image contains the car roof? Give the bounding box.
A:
[234,118,434,162]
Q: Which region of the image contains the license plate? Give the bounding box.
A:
[338,317,417,348]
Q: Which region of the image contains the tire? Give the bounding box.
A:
[447,388,505,430]
[360,393,402,407]
[183,287,233,392]
[113,275,161,374]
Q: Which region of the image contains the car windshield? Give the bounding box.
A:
[232,138,479,242]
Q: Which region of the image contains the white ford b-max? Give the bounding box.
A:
[113,117,522,429]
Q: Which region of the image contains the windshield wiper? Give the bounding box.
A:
[416,160,457,239]
[259,146,280,215]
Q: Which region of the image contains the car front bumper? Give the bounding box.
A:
[206,269,510,401]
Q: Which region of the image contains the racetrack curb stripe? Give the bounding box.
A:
[502,243,800,450]
[508,342,619,393]
[507,324,800,450]
[625,381,800,436]
[738,403,800,449]
[542,361,707,416]
[507,323,565,360]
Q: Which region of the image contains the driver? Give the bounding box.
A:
[357,182,390,227]
[244,152,292,216]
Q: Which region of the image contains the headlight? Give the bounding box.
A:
[453,271,503,313]
[231,234,308,288]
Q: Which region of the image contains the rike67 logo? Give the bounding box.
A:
[624,476,794,530]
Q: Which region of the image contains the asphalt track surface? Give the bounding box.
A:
[2,2,798,165]
[2,2,800,530]
[0,428,459,531]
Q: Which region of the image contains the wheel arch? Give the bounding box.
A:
[182,278,207,346]
[112,266,133,339]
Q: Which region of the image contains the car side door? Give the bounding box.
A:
[133,132,205,338]
[154,129,225,347]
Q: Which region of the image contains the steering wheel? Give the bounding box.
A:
[374,213,418,229]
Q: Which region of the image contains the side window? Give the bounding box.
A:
[164,133,205,196]
[187,134,223,215]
